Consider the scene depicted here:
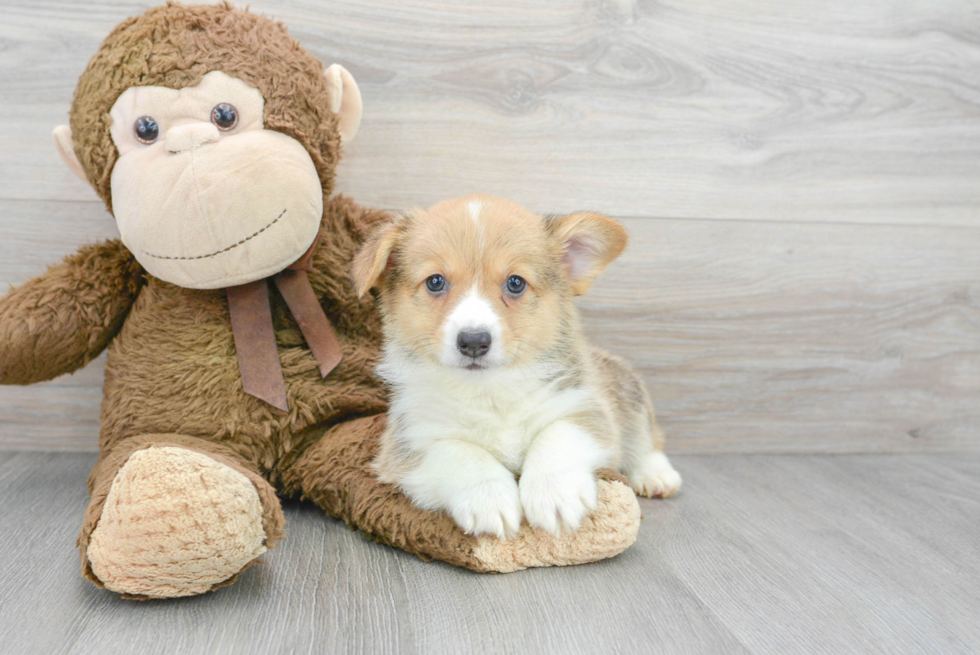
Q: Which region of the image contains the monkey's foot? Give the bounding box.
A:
[470,477,641,572]
[86,446,268,599]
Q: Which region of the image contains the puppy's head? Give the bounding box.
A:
[353,195,627,372]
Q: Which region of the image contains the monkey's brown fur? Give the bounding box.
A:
[0,3,640,598]
[71,2,343,214]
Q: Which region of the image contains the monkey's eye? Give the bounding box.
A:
[505,275,527,296]
[425,274,447,294]
[133,116,159,144]
[211,103,238,130]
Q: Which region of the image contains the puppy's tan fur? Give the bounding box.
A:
[355,195,680,538]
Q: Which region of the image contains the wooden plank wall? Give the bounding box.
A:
[0,0,977,453]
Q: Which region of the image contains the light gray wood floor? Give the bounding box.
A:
[1,451,978,655]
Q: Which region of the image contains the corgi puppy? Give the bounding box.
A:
[352,195,680,539]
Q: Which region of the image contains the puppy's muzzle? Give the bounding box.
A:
[457,330,491,359]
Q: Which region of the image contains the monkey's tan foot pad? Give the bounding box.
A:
[471,478,641,572]
[87,446,268,599]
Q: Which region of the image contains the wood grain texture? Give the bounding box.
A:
[0,0,979,223]
[1,451,978,654]
[2,200,976,453]
[0,1,977,452]
[586,217,980,454]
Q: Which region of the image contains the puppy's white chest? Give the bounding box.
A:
[388,365,587,474]
[445,388,541,471]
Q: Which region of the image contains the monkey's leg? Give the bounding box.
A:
[78,434,285,599]
[280,414,641,572]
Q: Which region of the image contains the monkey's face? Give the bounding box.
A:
[107,71,323,289]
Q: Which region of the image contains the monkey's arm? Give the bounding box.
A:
[0,239,144,385]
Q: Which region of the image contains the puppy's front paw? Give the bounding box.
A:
[628,452,682,498]
[446,474,522,540]
[519,465,598,536]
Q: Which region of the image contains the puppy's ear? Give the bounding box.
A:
[352,217,403,298]
[547,212,628,295]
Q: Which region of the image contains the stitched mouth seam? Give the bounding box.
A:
[141,208,288,261]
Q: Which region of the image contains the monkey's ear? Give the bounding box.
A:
[52,125,87,182]
[324,64,363,145]
[352,218,403,298]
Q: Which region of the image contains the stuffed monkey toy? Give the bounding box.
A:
[0,2,641,599]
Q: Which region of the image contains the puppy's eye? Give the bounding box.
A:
[425,274,447,294]
[134,116,160,144]
[505,275,527,295]
[211,103,238,130]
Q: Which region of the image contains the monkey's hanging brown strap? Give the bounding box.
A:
[274,260,343,379]
[226,237,343,412]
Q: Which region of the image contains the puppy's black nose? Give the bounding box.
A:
[457,330,491,359]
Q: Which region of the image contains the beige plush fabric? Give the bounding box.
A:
[323,64,362,143]
[86,446,267,599]
[472,478,642,572]
[108,71,325,290]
